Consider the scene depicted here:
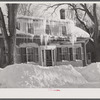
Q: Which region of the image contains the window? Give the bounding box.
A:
[46,25,51,34]
[27,48,34,62]
[28,23,34,34]
[56,47,83,62]
[62,47,69,60]
[62,26,66,36]
[26,47,39,63]
[56,47,69,62]
[20,47,39,63]
[33,47,39,63]
[76,47,81,60]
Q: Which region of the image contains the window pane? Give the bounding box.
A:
[62,47,69,60]
[27,48,33,62]
[76,47,81,60]
[33,47,39,63]
[62,26,66,36]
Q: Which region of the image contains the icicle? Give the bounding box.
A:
[43,18,46,33]
[30,34,34,40]
[69,34,77,45]
[40,34,44,45]
[45,34,49,45]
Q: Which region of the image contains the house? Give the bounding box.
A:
[15,15,90,67]
[0,9,90,68]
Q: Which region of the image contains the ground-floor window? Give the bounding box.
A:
[56,47,69,61]
[56,46,83,62]
[19,47,39,63]
[76,47,81,60]
[27,48,34,62]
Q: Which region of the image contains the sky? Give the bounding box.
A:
[0,3,68,20]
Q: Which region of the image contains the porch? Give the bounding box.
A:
[16,42,87,67]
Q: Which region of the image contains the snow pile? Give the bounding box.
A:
[0,68,3,72]
[0,64,87,88]
[76,63,100,82]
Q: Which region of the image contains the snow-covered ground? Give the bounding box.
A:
[0,63,100,88]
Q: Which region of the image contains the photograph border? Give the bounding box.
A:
[0,0,100,99]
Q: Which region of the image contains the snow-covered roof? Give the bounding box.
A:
[71,26,90,38]
[17,15,74,24]
[16,29,34,37]
[16,16,90,45]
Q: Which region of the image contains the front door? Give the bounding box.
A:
[46,50,52,66]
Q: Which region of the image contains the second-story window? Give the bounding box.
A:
[76,47,82,60]
[62,26,66,36]
[28,23,34,34]
[46,25,51,35]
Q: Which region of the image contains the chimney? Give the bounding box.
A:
[60,9,65,19]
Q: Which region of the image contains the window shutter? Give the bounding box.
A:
[62,26,67,36]
[56,48,62,62]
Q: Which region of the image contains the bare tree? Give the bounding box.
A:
[43,3,100,62]
[0,4,19,67]
[18,4,32,16]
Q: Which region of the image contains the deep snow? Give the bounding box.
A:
[0,63,100,88]
[75,62,100,82]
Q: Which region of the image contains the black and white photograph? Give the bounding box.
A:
[0,1,100,89]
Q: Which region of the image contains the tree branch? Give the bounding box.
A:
[80,3,94,22]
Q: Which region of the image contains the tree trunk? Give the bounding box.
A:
[93,4,100,62]
[0,8,9,67]
[7,4,18,64]
[93,26,100,62]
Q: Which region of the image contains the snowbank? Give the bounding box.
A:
[0,64,87,88]
[75,63,100,82]
[0,68,3,72]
